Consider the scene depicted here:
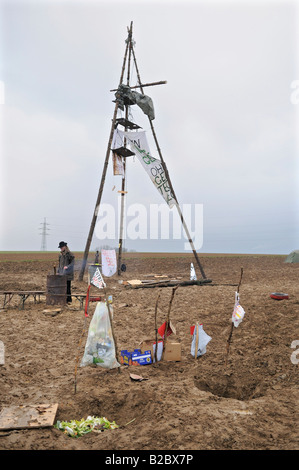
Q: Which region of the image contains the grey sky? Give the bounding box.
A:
[0,0,298,254]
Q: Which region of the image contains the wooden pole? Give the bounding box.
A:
[74,316,87,394]
[225,267,243,366]
[162,286,178,359]
[127,279,212,289]
[117,24,133,275]
[194,322,200,360]
[110,80,167,92]
[130,46,207,280]
[154,292,160,363]
[74,285,90,394]
[78,23,133,281]
[117,168,126,275]
[104,287,121,374]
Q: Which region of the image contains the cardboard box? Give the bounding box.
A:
[163,342,181,362]
[131,350,152,366]
[120,350,132,366]
[140,339,181,362]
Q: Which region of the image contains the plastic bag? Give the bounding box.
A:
[80,302,120,369]
[232,292,245,327]
[191,323,212,358]
[190,263,197,281]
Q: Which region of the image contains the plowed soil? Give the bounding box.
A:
[0,252,298,451]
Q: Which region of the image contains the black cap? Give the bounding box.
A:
[58,241,67,248]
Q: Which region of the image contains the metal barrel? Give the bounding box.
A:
[46,275,67,305]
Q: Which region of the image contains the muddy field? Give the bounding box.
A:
[0,251,298,453]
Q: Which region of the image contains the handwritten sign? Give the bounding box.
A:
[112,152,124,176]
[101,249,117,277]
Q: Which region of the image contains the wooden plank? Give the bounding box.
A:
[126,279,212,288]
[43,309,62,317]
[0,291,45,294]
[0,403,58,431]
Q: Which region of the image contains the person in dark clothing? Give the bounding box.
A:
[57,241,75,304]
[94,250,100,264]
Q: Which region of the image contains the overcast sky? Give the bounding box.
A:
[0,0,298,255]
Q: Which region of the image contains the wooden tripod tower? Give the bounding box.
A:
[79,22,208,282]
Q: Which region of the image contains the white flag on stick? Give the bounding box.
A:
[101,249,117,277]
[231,292,245,327]
[90,267,106,289]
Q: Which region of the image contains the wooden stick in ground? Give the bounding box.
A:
[154,292,160,363]
[225,323,234,368]
[74,317,88,394]
[74,285,91,394]
[104,287,121,374]
[225,267,243,367]
[162,286,178,359]
[237,267,243,293]
[194,322,200,360]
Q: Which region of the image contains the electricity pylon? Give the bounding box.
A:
[39,217,50,251]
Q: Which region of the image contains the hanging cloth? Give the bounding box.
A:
[114,84,155,120]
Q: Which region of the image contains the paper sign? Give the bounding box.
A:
[101,249,117,277]
[112,152,124,176]
[90,267,106,289]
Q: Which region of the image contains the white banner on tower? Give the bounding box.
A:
[113,129,176,208]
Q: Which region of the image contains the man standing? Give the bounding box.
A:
[57,241,75,304]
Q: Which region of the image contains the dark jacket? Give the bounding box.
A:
[58,249,75,280]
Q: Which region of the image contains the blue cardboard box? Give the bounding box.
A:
[120,349,132,365]
[131,350,152,366]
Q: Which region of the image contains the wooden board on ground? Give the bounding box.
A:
[0,403,58,431]
[43,308,62,316]
[126,279,142,285]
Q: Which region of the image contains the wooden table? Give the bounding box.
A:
[0,291,102,310]
[0,291,46,310]
[72,294,102,309]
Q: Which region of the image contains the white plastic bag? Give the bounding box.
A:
[190,263,197,281]
[80,302,120,369]
[232,292,245,327]
[191,323,212,357]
